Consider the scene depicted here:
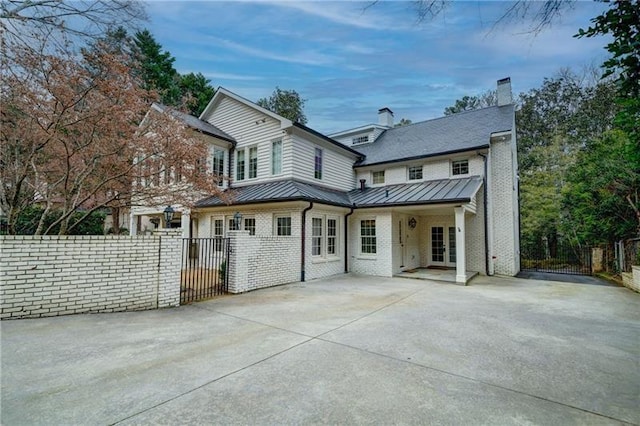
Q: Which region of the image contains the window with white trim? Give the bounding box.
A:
[452,159,469,176]
[272,139,282,175]
[275,216,292,236]
[408,166,423,180]
[311,216,339,258]
[312,217,323,256]
[244,217,256,236]
[314,148,323,179]
[372,170,385,184]
[248,146,258,179]
[360,219,376,254]
[352,135,369,144]
[236,149,245,181]
[212,148,224,186]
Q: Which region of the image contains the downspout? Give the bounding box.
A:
[301,201,314,282]
[478,152,491,276]
[344,205,355,273]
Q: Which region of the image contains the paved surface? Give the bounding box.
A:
[517,270,617,286]
[1,274,639,425]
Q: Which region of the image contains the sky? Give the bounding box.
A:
[145,1,611,134]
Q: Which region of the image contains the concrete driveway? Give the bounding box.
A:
[1,274,639,425]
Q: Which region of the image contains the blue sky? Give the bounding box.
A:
[145,1,611,134]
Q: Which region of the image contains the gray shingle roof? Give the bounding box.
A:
[195,180,353,208]
[355,105,514,166]
[153,103,236,143]
[348,176,482,208]
[196,177,482,209]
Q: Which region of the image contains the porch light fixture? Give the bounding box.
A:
[233,211,242,230]
[408,217,417,229]
[163,205,175,228]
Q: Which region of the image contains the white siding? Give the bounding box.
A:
[291,134,356,191]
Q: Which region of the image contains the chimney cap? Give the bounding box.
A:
[378,107,394,115]
[497,77,511,85]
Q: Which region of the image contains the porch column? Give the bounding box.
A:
[129,212,138,236]
[181,209,191,239]
[454,207,467,284]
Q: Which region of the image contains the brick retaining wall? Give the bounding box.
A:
[0,233,181,319]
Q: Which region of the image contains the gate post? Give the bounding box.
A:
[154,229,181,308]
[591,247,603,274]
[227,230,251,293]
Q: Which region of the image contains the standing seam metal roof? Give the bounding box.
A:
[195,177,482,209]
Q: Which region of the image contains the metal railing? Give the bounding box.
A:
[521,243,592,276]
[180,238,230,304]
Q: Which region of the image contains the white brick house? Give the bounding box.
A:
[131,78,519,284]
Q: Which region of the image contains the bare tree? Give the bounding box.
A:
[1,36,224,235]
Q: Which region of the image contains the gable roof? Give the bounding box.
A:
[355,105,514,167]
[152,103,236,143]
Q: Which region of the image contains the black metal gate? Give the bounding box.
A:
[180,238,230,304]
[520,243,592,276]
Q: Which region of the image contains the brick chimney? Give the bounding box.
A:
[497,77,512,106]
[378,107,394,127]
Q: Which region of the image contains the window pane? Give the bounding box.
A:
[372,171,385,184]
[272,140,282,175]
[236,150,245,180]
[452,160,469,175]
[327,219,337,255]
[276,217,291,236]
[314,148,323,179]
[409,166,422,180]
[312,217,322,256]
[249,146,258,179]
[244,218,256,236]
[213,148,224,186]
[360,219,376,254]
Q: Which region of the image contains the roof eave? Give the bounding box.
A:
[354,198,472,209]
[292,122,365,159]
[355,144,490,168]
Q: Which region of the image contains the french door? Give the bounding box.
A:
[430,225,456,267]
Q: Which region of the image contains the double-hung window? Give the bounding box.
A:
[248,146,258,179]
[275,216,292,236]
[244,217,256,236]
[360,219,376,255]
[372,171,385,184]
[314,148,323,179]
[236,150,245,181]
[212,148,224,186]
[311,216,339,258]
[312,218,323,256]
[272,139,282,175]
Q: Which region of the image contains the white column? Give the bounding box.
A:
[181,209,191,239]
[129,212,137,236]
[454,207,467,284]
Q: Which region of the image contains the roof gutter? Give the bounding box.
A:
[354,145,490,168]
[300,202,314,282]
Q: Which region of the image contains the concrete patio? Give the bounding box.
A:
[1,274,638,425]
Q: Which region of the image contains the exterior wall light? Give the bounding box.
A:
[163,205,175,228]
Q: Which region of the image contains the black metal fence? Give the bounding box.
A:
[521,243,592,276]
[180,238,230,304]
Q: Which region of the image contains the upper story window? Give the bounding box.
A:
[352,135,369,145]
[248,146,258,179]
[372,171,385,184]
[408,165,423,180]
[272,139,282,175]
[452,159,469,176]
[236,149,245,181]
[275,216,292,236]
[314,148,323,180]
[212,148,224,186]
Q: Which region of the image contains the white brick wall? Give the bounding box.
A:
[227,231,299,293]
[348,211,393,277]
[490,137,519,276]
[0,234,181,320]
